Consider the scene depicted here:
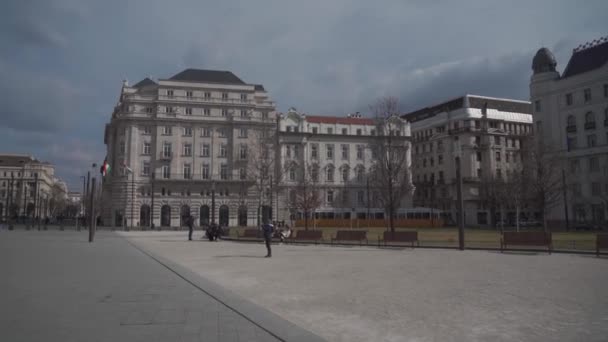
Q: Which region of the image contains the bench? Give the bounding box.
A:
[501,232,552,254]
[331,230,368,246]
[238,228,262,240]
[597,234,608,257]
[288,230,323,244]
[379,231,419,247]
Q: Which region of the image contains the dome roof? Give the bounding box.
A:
[532,47,557,74]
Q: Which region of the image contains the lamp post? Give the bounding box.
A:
[130,171,134,230]
[79,176,86,231]
[150,172,155,230]
[211,180,216,224]
[453,142,465,251]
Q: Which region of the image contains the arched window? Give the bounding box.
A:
[341,165,349,182]
[356,166,365,182]
[567,115,576,126]
[326,165,334,182]
[585,111,595,124]
[238,205,247,226]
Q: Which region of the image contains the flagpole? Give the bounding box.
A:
[131,171,134,230]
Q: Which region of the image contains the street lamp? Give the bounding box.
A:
[211,180,216,224]
[453,140,465,250]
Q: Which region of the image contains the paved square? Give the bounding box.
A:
[125,231,608,342]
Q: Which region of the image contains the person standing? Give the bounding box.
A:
[187,215,194,241]
[261,221,275,257]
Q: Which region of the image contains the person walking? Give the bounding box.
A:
[187,215,194,241]
[261,221,275,258]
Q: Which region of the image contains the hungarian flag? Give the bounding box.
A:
[100,158,111,176]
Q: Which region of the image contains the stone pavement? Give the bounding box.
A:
[0,230,325,342]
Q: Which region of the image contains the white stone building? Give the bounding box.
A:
[530,37,608,224]
[275,108,413,223]
[101,69,276,228]
[0,154,66,221]
[402,95,533,226]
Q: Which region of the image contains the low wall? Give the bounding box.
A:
[294,218,443,228]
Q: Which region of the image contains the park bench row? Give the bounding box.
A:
[237,229,608,256]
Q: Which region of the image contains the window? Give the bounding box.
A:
[222,92,228,100]
[567,137,578,150]
[240,168,247,180]
[342,167,349,182]
[183,164,191,179]
[162,165,170,179]
[475,136,481,146]
[312,127,318,134]
[286,126,292,133]
[592,183,601,196]
[262,112,268,119]
[286,145,291,158]
[240,110,247,117]
[163,126,172,135]
[357,191,365,205]
[218,129,226,138]
[167,89,174,97]
[327,127,333,134]
[202,164,210,179]
[341,145,349,159]
[185,108,193,115]
[289,167,296,181]
[587,135,596,147]
[327,145,334,159]
[201,144,210,157]
[370,129,376,136]
[585,112,596,129]
[294,126,299,133]
[570,159,580,174]
[166,106,174,113]
[357,129,362,135]
[145,107,154,114]
[476,152,482,162]
[221,109,228,117]
[240,145,247,159]
[162,142,172,158]
[293,145,299,158]
[584,88,591,102]
[142,161,150,176]
[220,164,228,180]
[506,153,510,163]
[142,126,152,134]
[183,143,192,156]
[342,128,347,135]
[496,169,502,179]
[494,136,501,145]
[439,171,444,181]
[203,108,210,116]
[204,92,211,99]
[240,93,247,102]
[326,166,334,182]
[239,128,247,138]
[438,155,443,165]
[119,141,125,154]
[430,158,434,167]
[183,127,192,136]
[143,142,151,155]
[311,166,319,182]
[476,168,482,178]
[535,100,541,112]
[220,144,227,157]
[572,183,582,197]
[311,145,318,159]
[357,167,364,182]
[589,157,599,172]
[186,91,193,98]
[496,151,501,162]
[326,190,334,204]
[566,93,573,106]
[356,145,363,159]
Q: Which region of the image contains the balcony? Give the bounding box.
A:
[584,122,596,130]
[566,125,577,133]
[158,94,253,105]
[159,152,173,161]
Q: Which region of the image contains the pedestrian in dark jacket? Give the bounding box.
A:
[187,215,194,241]
[261,222,275,257]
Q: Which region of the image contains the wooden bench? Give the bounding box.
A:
[597,234,608,257]
[331,230,368,246]
[238,228,262,240]
[501,232,552,254]
[287,230,323,244]
[379,231,419,247]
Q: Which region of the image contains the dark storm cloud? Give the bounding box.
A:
[0,0,606,190]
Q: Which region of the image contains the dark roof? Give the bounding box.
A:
[168,68,246,84]
[306,115,375,125]
[562,39,608,78]
[253,84,265,91]
[132,77,157,88]
[402,95,531,123]
[0,154,39,167]
[532,47,557,74]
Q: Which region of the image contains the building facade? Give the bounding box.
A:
[275,108,413,223]
[530,37,608,224]
[402,95,533,226]
[101,69,276,228]
[0,154,67,221]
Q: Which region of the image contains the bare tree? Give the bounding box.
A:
[478,175,505,230]
[48,183,67,218]
[368,97,414,233]
[247,124,280,226]
[521,137,564,232]
[289,163,322,230]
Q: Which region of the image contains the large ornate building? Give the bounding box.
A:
[402,95,533,226]
[0,154,67,221]
[530,37,608,224]
[101,69,276,228]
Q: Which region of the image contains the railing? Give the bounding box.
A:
[566,125,577,133]
[585,122,596,130]
[158,95,253,105]
[159,152,173,160]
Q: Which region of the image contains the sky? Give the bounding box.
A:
[0,0,606,191]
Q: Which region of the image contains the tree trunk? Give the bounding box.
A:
[516,205,520,232]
